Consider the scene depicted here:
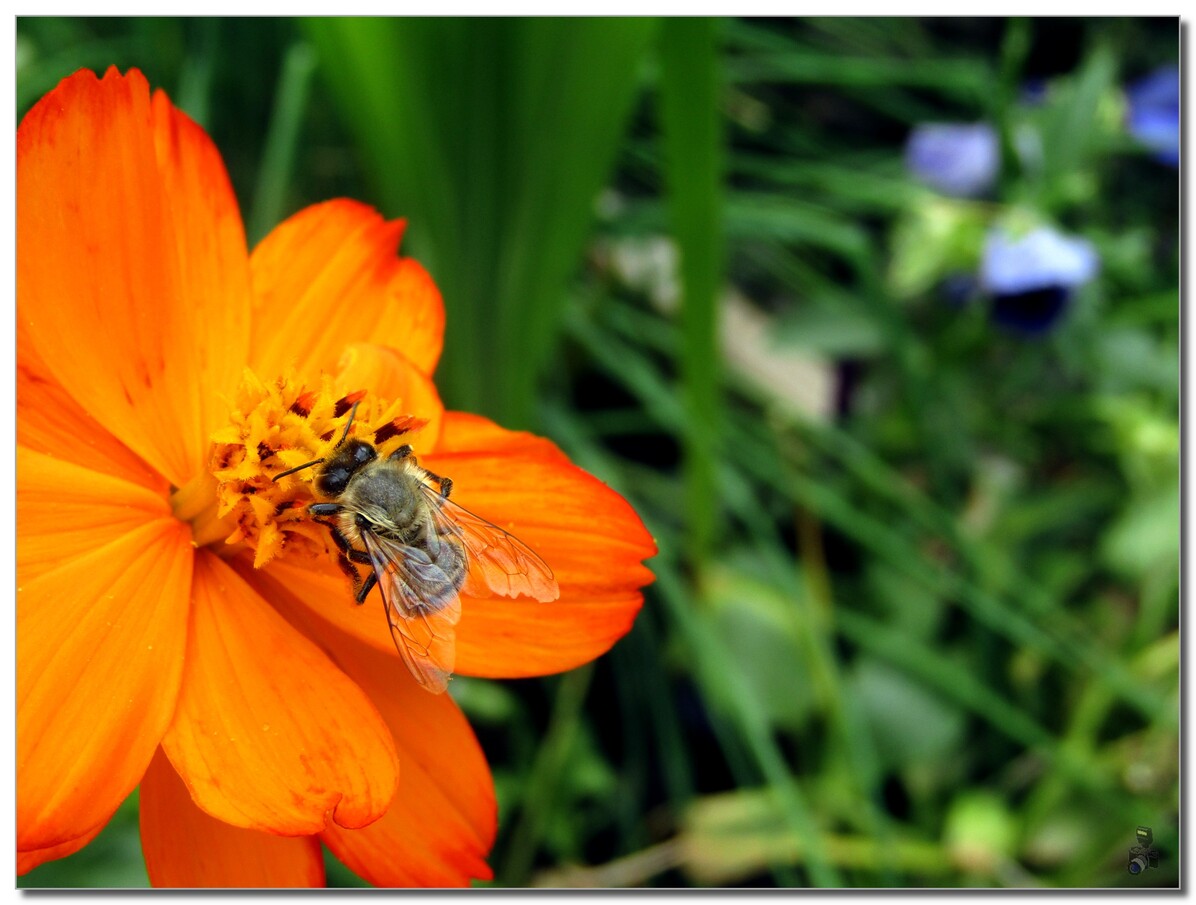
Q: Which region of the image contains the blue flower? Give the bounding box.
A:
[980,226,1099,334]
[1126,65,1179,167]
[905,123,1000,197]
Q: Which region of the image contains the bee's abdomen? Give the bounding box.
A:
[429,534,468,594]
[405,533,467,613]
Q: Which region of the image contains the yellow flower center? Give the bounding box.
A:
[172,369,425,568]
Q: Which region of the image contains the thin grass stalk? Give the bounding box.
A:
[174,17,219,128]
[658,17,725,575]
[497,665,596,886]
[247,42,316,248]
[993,17,1031,193]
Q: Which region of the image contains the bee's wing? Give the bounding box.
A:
[359,529,462,694]
[420,485,561,602]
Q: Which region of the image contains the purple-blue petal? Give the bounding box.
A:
[905,123,1000,197]
[980,227,1099,296]
[1126,65,1179,166]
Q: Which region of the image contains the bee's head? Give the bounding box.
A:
[317,438,377,497]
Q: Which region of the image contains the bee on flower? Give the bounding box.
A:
[17,67,655,887]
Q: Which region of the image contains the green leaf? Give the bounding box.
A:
[851,657,966,769]
[1101,479,1180,580]
[887,198,988,299]
[1037,43,1118,183]
[705,563,817,730]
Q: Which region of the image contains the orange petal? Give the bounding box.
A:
[18,822,106,875]
[17,307,53,384]
[245,581,495,886]
[254,554,395,659]
[433,409,573,461]
[424,413,656,678]
[249,199,445,381]
[161,552,398,835]
[18,67,251,488]
[18,517,193,851]
[140,747,324,888]
[18,446,171,586]
[334,342,445,452]
[18,365,168,494]
[319,637,494,886]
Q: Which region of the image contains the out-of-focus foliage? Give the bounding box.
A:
[17,15,1178,890]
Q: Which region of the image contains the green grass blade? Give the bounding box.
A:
[496,665,596,886]
[658,16,725,573]
[722,20,990,108]
[174,17,220,129]
[247,42,316,247]
[992,17,1031,191]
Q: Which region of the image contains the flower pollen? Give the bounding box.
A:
[210,370,427,569]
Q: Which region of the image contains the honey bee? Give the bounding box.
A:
[274,403,559,693]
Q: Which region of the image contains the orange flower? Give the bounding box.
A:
[17,67,655,887]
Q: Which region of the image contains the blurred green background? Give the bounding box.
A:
[17,16,1179,889]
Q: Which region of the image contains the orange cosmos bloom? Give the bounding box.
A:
[17,66,655,887]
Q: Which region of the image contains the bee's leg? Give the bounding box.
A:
[419,467,453,499]
[312,505,369,563]
[325,525,372,566]
[335,549,362,587]
[355,571,378,604]
[323,524,375,603]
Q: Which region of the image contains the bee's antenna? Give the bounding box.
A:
[272,400,361,483]
[337,400,361,446]
[272,458,325,482]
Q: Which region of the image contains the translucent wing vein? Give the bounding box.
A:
[420,485,560,602]
[360,530,461,694]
